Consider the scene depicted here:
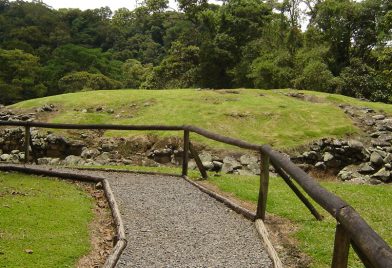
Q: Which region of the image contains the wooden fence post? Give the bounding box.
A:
[24,126,30,164]
[189,142,208,179]
[182,130,190,177]
[256,151,270,220]
[331,223,351,268]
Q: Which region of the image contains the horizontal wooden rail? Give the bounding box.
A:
[0,120,391,267]
[184,125,261,151]
[0,121,183,131]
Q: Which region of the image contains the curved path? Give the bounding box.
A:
[103,172,272,268]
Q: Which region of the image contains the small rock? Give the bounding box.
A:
[358,163,375,174]
[95,182,103,189]
[81,148,100,159]
[0,154,11,161]
[348,140,364,151]
[199,152,212,163]
[239,155,258,165]
[222,156,242,169]
[338,169,353,181]
[370,152,384,166]
[202,161,214,170]
[221,163,234,173]
[212,161,223,170]
[372,114,385,120]
[25,249,33,254]
[372,168,391,182]
[384,154,392,164]
[315,162,326,170]
[323,152,334,162]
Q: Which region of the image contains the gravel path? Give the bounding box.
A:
[104,172,272,268]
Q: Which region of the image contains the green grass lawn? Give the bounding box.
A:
[208,174,392,268]
[10,88,365,149]
[0,172,94,268]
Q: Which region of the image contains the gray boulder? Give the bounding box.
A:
[223,156,242,169]
[323,152,334,162]
[0,154,11,161]
[348,140,364,151]
[370,152,384,166]
[372,168,391,182]
[221,162,235,173]
[63,155,84,166]
[338,169,353,181]
[358,163,375,174]
[372,114,385,120]
[202,161,214,170]
[239,155,258,165]
[199,152,212,163]
[81,148,100,159]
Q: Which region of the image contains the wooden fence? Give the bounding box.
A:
[0,120,391,268]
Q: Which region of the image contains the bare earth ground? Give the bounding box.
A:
[75,181,115,268]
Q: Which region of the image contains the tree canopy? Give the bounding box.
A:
[0,0,390,104]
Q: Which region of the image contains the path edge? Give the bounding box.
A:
[182,175,283,268]
[0,164,127,268]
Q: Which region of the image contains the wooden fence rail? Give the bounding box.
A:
[0,120,391,268]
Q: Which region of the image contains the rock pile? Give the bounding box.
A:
[295,104,392,184]
[0,110,36,121]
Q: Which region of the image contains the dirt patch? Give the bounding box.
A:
[224,111,253,119]
[284,92,324,103]
[75,181,115,268]
[197,180,311,268]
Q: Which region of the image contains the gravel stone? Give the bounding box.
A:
[106,173,272,267]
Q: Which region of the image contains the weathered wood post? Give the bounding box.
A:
[331,223,351,268]
[182,129,190,177]
[256,151,270,220]
[24,125,30,164]
[189,142,208,179]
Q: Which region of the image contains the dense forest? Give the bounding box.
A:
[0,0,391,104]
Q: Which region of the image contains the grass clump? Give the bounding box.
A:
[0,172,94,268]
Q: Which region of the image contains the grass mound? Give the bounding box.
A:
[0,172,93,267]
[10,88,376,149]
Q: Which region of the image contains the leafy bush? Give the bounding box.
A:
[58,71,122,93]
[293,61,337,92]
[338,58,391,103]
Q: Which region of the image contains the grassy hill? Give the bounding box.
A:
[10,88,392,149]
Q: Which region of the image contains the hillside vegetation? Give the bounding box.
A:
[11,88,392,149]
[0,0,390,105]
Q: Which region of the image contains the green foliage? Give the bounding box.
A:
[294,61,336,92]
[0,172,93,267]
[58,71,122,93]
[143,41,200,88]
[338,58,391,102]
[0,0,391,103]
[122,59,152,88]
[249,50,294,89]
[0,48,46,104]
